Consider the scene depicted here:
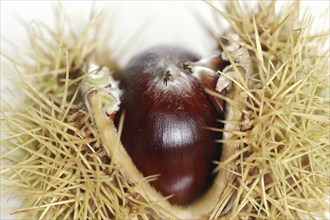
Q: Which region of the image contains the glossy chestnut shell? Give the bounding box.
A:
[118,45,223,205]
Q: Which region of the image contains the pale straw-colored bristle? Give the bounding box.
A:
[206,1,329,219]
[1,4,159,219]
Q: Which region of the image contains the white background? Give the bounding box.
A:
[1,1,329,219]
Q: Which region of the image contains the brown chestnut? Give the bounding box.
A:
[117,45,224,205]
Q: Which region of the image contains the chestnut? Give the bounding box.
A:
[117,45,225,204]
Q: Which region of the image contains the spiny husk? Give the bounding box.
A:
[1,5,159,219]
[1,1,329,220]
[208,1,330,219]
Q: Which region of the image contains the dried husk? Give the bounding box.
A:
[1,1,329,219]
[208,1,330,219]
